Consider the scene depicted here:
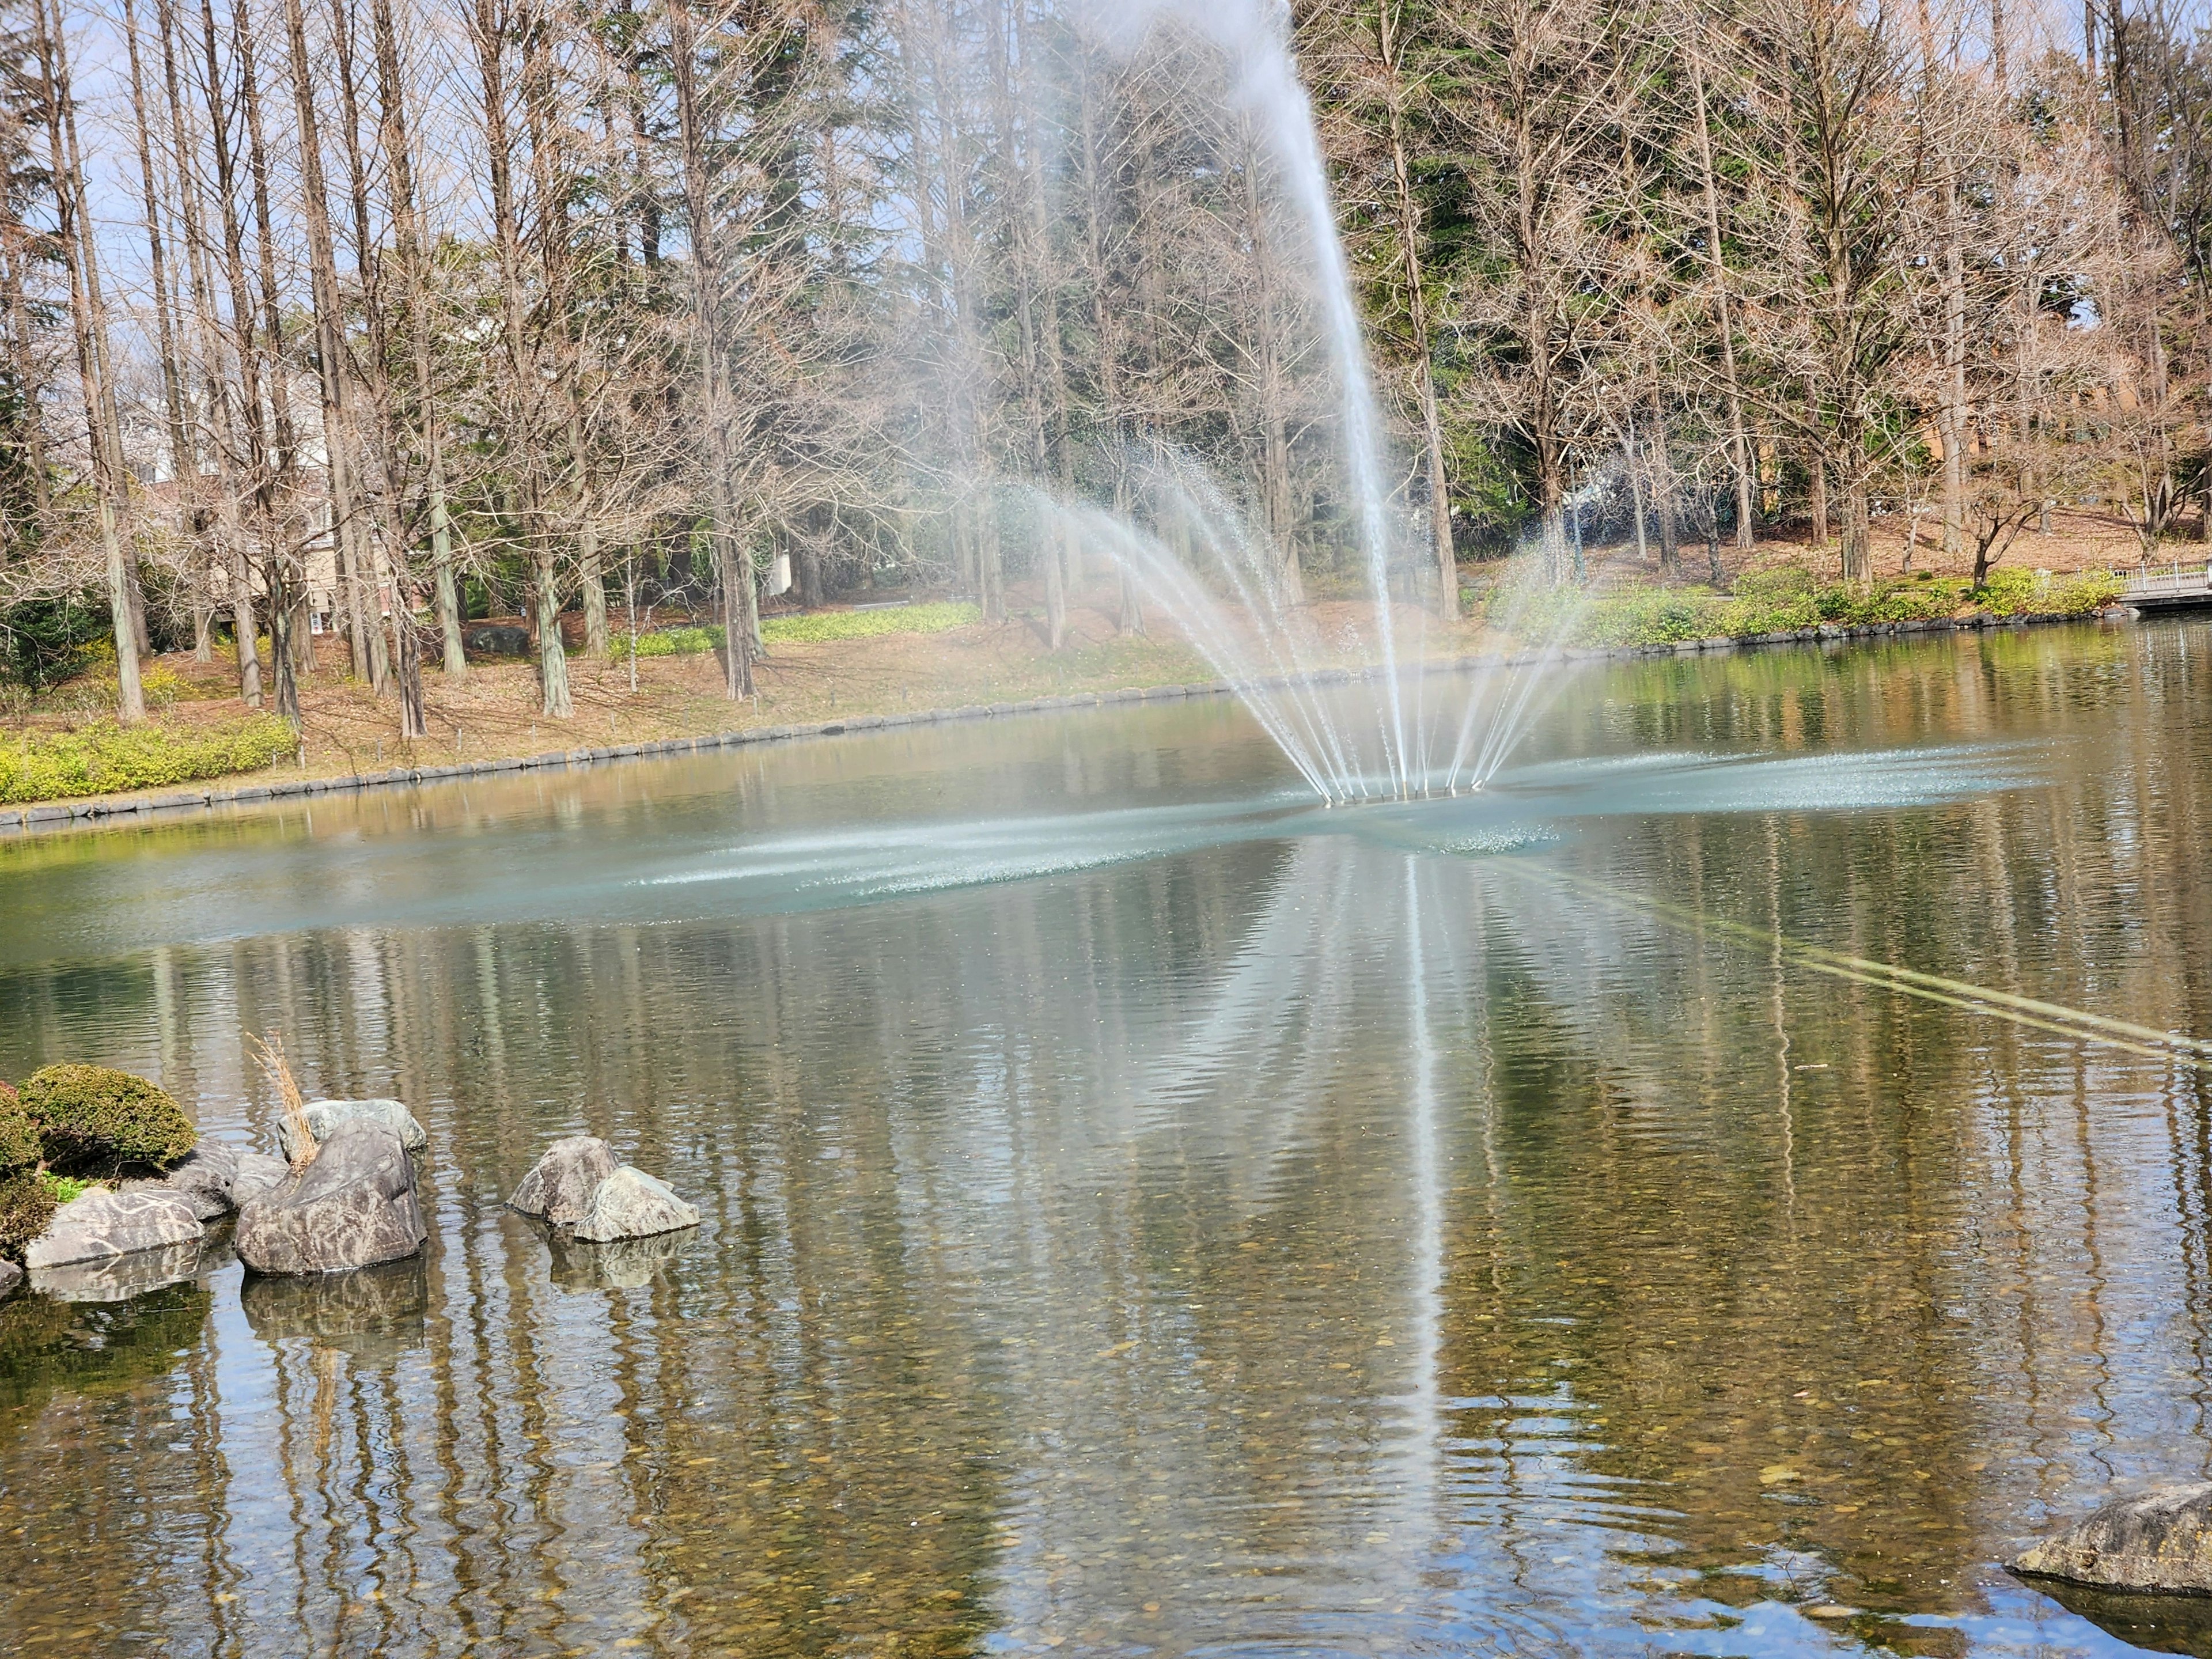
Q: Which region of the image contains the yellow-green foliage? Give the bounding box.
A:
[0,713,294,804]
[760,601,980,643]
[20,1063,196,1176]
[611,604,982,659]
[0,1082,36,1171]
[611,624,724,660]
[1975,566,2123,616]
[1492,563,2118,649]
[0,1168,55,1259]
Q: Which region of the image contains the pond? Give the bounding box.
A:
[3,616,2210,1658]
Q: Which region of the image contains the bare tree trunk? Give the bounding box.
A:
[669,0,752,698]
[1650,402,1681,577]
[38,0,144,721]
[122,0,199,609]
[1688,40,1756,550]
[579,514,609,657]
[235,0,307,706]
[1810,446,1830,550]
[993,0,1063,647]
[1941,165,1968,559]
[368,0,461,679]
[1376,0,1457,616]
[328,0,408,717]
[283,0,380,694]
[1078,47,1138,633]
[166,0,261,702]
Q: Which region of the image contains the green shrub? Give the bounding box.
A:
[611,623,725,660]
[0,1081,36,1172]
[39,1172,94,1203]
[0,713,294,804]
[20,1063,196,1177]
[0,1168,56,1260]
[0,589,109,688]
[760,601,980,643]
[1974,566,2121,617]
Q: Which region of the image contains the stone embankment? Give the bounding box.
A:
[0,603,2133,836]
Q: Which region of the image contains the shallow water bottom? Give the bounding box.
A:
[2,620,2210,1657]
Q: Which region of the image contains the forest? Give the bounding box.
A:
[0,0,2207,729]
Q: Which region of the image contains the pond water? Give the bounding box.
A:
[4,618,2212,1658]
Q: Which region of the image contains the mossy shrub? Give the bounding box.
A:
[0,1168,56,1260]
[19,1063,196,1176]
[0,1081,36,1172]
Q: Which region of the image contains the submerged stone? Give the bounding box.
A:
[281,1099,427,1165]
[0,1259,18,1300]
[24,1187,203,1270]
[2014,1484,2212,1594]
[572,1165,700,1243]
[509,1136,620,1226]
[236,1120,427,1276]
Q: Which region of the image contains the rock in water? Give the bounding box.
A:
[2014,1484,2212,1594]
[572,1165,700,1243]
[122,1141,241,1221]
[24,1187,204,1270]
[0,1259,20,1300]
[230,1152,291,1207]
[235,1120,427,1275]
[509,1136,620,1225]
[281,1099,427,1165]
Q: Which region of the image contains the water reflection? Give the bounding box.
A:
[0,620,2207,1656]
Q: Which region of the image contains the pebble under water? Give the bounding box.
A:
[3,617,2211,1657]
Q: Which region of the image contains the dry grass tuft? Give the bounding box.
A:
[248,1033,316,1169]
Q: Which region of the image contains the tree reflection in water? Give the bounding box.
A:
[0,621,2209,1656]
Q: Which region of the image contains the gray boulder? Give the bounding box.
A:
[235,1119,427,1276]
[32,1238,203,1302]
[231,1151,291,1207]
[0,1259,19,1300]
[509,1136,620,1225]
[25,1187,203,1270]
[280,1098,426,1165]
[2014,1483,2212,1594]
[122,1141,241,1221]
[572,1165,700,1243]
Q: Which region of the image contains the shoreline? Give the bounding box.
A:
[0,603,2140,836]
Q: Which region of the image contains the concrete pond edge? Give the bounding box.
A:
[0,603,2137,839]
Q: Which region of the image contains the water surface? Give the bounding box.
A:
[4,618,2211,1657]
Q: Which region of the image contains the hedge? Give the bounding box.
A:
[0,713,294,804]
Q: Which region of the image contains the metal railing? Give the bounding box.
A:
[2122,561,2212,597]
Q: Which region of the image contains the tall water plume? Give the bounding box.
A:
[1052,0,1588,804]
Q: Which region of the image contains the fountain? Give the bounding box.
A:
[1047,1,1590,807]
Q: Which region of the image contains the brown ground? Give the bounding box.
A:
[7,513,2184,813]
[1597,505,2175,588]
